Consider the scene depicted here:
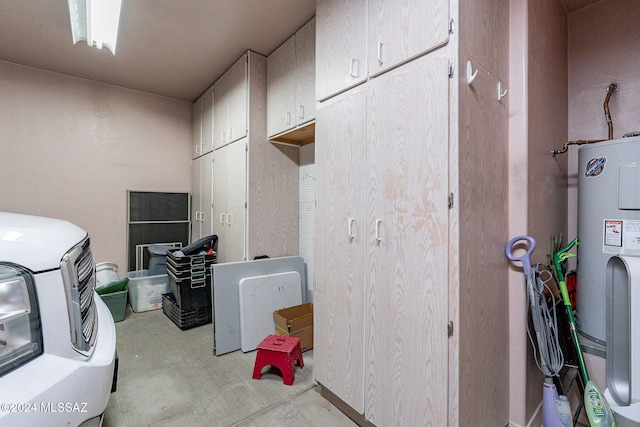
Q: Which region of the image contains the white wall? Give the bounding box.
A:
[0,60,192,272]
[508,0,569,424]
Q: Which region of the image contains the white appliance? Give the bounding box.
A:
[605,256,640,425]
[577,136,640,344]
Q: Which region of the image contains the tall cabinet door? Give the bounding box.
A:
[201,87,214,154]
[267,37,296,137]
[213,140,247,263]
[212,150,225,254]
[224,138,247,262]
[191,156,203,241]
[314,88,368,414]
[315,0,367,101]
[192,95,203,159]
[200,152,213,238]
[227,54,248,144]
[368,0,450,76]
[365,56,450,426]
[213,74,228,150]
[295,17,316,125]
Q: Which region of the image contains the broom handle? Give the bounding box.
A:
[552,238,590,383]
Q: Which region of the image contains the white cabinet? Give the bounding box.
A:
[212,140,246,263]
[191,94,202,159]
[367,0,450,76]
[315,54,450,426]
[267,37,295,137]
[191,86,213,159]
[295,18,315,127]
[212,51,299,263]
[191,152,214,241]
[315,0,512,425]
[213,54,248,150]
[316,0,450,101]
[267,18,316,143]
[364,56,449,426]
[315,0,367,101]
[314,88,367,413]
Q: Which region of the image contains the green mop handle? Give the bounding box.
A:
[552,237,590,383]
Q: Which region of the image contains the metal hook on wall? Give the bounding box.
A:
[466,60,478,85]
[497,81,508,101]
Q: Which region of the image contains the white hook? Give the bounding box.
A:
[497,81,508,101]
[466,60,478,85]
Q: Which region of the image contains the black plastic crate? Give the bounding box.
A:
[167,262,208,280]
[168,269,212,310]
[166,251,216,274]
[162,293,211,330]
[166,250,215,310]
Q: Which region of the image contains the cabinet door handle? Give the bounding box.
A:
[299,105,305,120]
[350,59,359,78]
[226,213,232,225]
[375,219,382,242]
[348,217,355,239]
[196,145,201,154]
[377,42,383,65]
[200,211,205,222]
[220,213,225,224]
[220,131,225,144]
[286,111,292,125]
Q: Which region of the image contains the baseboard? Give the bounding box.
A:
[318,383,375,427]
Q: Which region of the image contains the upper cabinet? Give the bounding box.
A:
[315,0,367,101]
[191,86,214,159]
[316,0,450,101]
[213,54,248,150]
[368,0,450,77]
[267,18,316,145]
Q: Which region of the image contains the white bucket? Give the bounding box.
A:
[96,262,119,288]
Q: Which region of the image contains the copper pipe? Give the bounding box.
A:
[551,83,619,156]
[551,139,607,157]
[604,83,619,140]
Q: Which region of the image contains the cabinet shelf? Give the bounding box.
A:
[269,122,315,146]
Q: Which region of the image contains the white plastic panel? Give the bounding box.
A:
[239,271,302,352]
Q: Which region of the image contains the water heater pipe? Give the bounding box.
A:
[551,83,619,156]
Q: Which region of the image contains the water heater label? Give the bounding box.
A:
[604,220,623,248]
[585,157,607,177]
[603,219,640,255]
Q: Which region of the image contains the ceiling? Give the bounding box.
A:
[0,0,316,102]
[0,1,606,103]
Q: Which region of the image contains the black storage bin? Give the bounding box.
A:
[162,293,211,330]
[167,251,216,309]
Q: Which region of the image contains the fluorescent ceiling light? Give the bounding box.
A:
[68,0,122,54]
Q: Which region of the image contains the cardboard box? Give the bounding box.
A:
[273,302,313,352]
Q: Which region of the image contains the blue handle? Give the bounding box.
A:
[505,236,536,275]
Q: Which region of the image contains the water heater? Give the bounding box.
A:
[577,135,640,344]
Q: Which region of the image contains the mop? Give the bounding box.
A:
[507,236,572,427]
[553,238,616,426]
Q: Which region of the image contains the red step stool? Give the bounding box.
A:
[252,334,304,386]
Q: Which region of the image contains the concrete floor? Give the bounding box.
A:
[103,306,356,427]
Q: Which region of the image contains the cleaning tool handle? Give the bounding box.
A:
[506,235,536,275]
[552,237,579,281]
